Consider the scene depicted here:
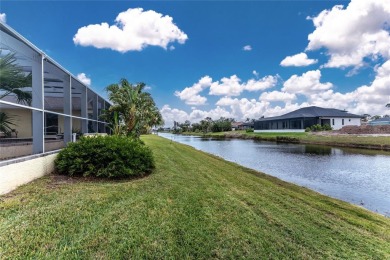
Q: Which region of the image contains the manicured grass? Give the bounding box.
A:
[1,135,389,258]
[183,130,390,148]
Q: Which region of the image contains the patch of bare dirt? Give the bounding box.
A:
[47,173,151,189]
[46,174,80,189]
[337,125,390,135]
[310,125,390,136]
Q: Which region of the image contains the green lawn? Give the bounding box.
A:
[1,135,389,258]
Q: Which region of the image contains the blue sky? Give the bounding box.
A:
[1,0,390,126]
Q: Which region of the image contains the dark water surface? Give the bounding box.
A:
[159,133,390,217]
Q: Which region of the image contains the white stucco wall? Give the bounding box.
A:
[326,117,361,130]
[0,153,57,195]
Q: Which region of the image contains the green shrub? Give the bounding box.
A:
[276,136,300,143]
[323,124,332,131]
[55,136,155,178]
[172,128,182,134]
[308,124,332,132]
[310,124,323,132]
[246,128,254,133]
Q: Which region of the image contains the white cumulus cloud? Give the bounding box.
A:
[279,61,390,116]
[259,91,297,103]
[160,105,191,126]
[282,70,333,95]
[306,0,390,68]
[243,45,252,51]
[209,75,243,96]
[244,75,278,92]
[77,73,91,86]
[175,73,277,102]
[280,52,318,67]
[347,60,390,114]
[73,8,188,52]
[214,97,305,120]
[166,12,390,128]
[0,13,6,23]
[160,104,233,127]
[162,58,390,126]
[215,97,268,120]
[209,74,277,96]
[174,76,212,105]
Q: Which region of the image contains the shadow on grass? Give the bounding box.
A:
[48,171,153,186]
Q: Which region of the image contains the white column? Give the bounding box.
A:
[81,85,88,133]
[63,75,72,143]
[32,55,44,154]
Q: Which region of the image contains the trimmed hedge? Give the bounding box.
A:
[55,136,155,178]
[305,124,332,132]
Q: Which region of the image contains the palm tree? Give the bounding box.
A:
[0,52,32,105]
[0,112,16,137]
[134,92,164,136]
[106,79,163,137]
[100,110,125,136]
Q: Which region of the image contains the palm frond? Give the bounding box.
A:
[0,53,32,105]
[0,112,16,136]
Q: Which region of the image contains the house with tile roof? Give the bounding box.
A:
[368,117,390,126]
[254,106,362,132]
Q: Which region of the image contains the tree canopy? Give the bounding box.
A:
[105,79,163,137]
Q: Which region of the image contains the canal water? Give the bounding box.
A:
[159,133,390,217]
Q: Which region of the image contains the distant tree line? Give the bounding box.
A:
[172,117,235,134]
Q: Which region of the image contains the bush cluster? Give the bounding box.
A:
[276,136,300,143]
[246,128,254,133]
[211,120,232,132]
[305,124,332,132]
[55,136,155,178]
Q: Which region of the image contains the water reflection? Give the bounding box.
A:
[160,133,390,217]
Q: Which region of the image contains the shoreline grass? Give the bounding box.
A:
[1,135,389,258]
[179,130,390,150]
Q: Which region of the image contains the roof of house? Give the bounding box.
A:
[232,122,243,127]
[368,117,390,125]
[257,106,362,122]
[232,122,254,127]
[370,117,390,122]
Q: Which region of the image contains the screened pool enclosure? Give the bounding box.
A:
[0,22,110,161]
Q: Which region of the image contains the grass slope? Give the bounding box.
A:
[1,135,389,258]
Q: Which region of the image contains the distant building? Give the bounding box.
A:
[231,122,242,131]
[368,117,390,126]
[240,122,254,130]
[254,106,362,132]
[232,122,254,131]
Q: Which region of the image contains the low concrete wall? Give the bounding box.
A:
[0,141,65,160]
[0,153,58,195]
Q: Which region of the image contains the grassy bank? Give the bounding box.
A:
[181,130,390,150]
[1,135,389,258]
